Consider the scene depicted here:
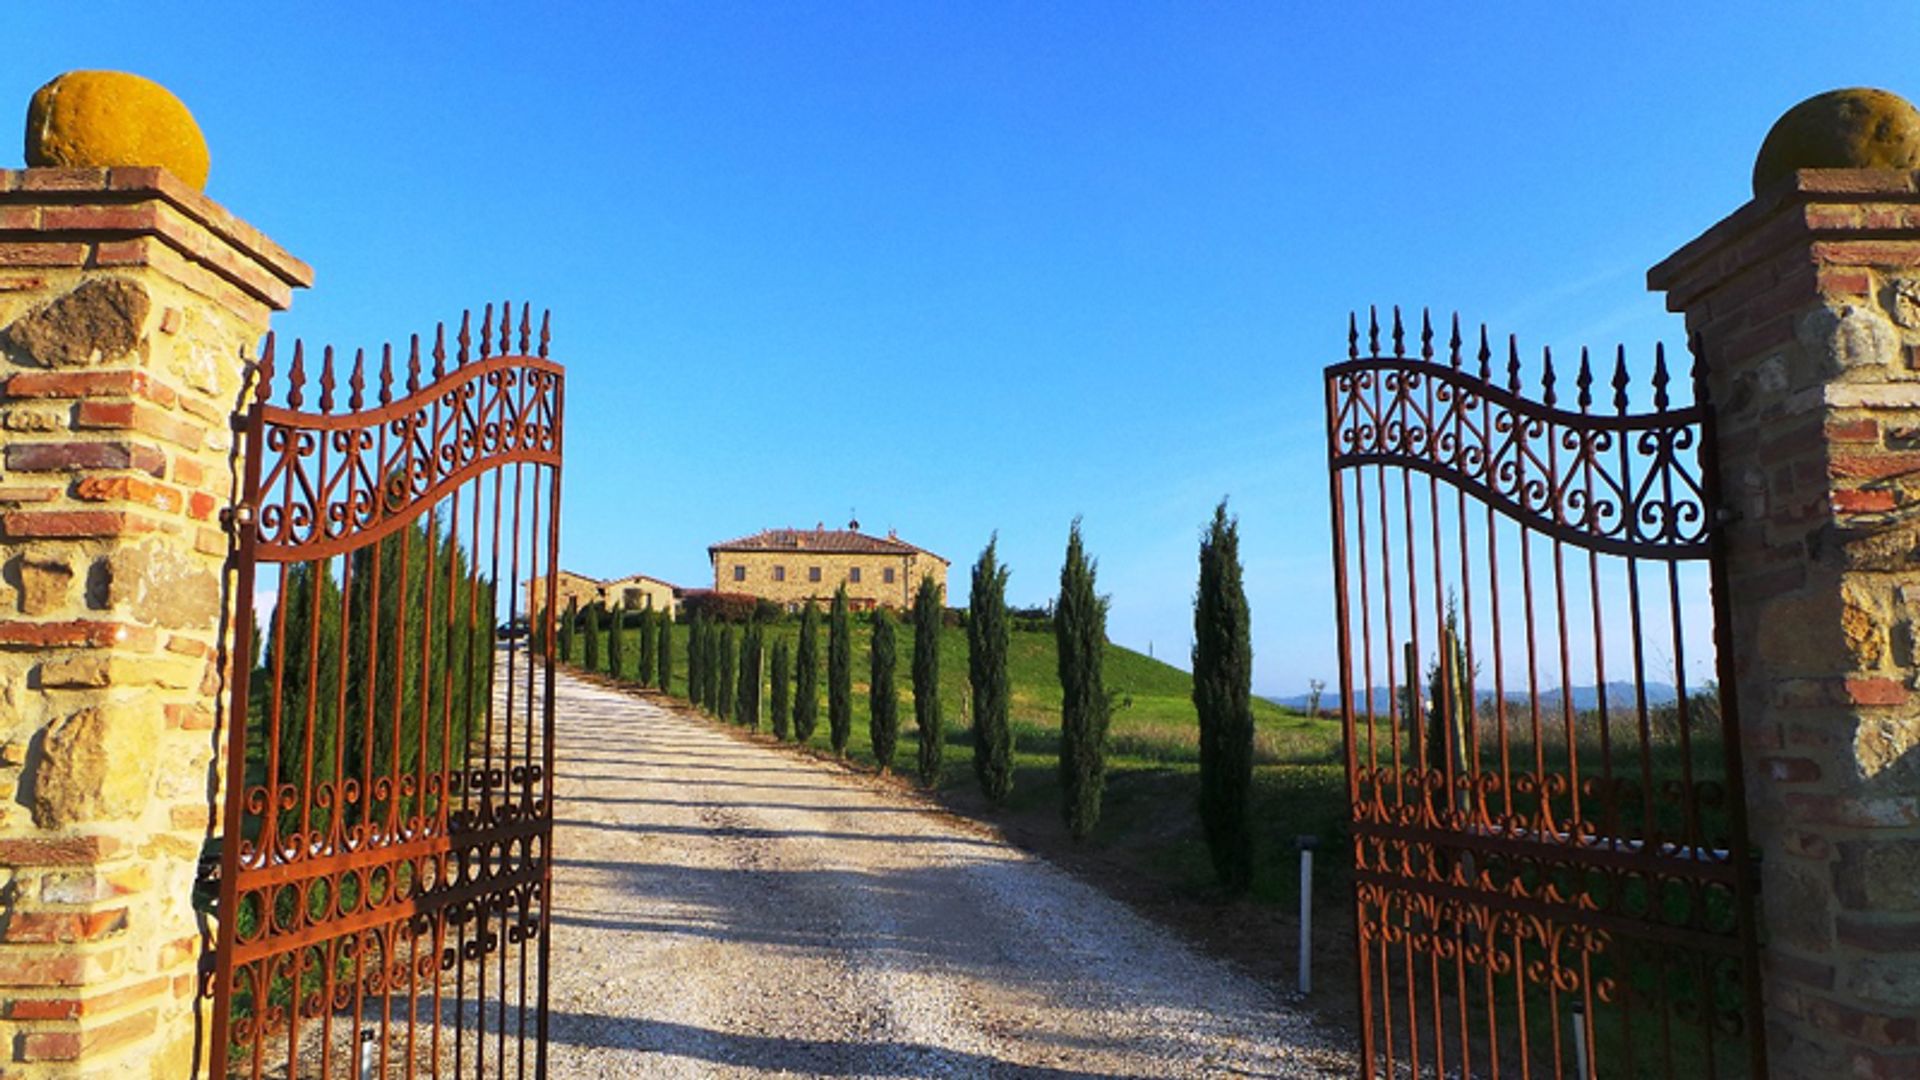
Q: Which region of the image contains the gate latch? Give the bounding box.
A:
[218,504,255,534]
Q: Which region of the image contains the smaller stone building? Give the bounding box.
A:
[710,523,948,611]
[528,569,680,620]
[605,572,679,615]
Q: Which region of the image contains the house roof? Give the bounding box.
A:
[708,527,948,564]
[605,572,680,591]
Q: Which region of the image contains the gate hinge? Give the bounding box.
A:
[219,504,255,533]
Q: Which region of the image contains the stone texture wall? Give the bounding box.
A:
[531,569,607,622]
[1650,169,1920,1080]
[606,575,678,615]
[0,168,308,1077]
[712,548,947,611]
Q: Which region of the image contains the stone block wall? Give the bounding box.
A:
[1651,169,1920,1080]
[713,547,948,611]
[0,168,308,1077]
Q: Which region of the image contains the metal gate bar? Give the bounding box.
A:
[1325,308,1763,1079]
[209,305,563,1078]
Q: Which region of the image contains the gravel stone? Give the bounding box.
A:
[543,669,1356,1078]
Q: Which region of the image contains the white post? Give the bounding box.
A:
[1296,835,1318,996]
[1570,1004,1591,1080]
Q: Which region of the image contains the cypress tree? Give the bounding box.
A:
[869,608,899,772]
[559,597,576,665]
[717,623,736,721]
[1194,501,1254,892]
[794,600,820,743]
[687,615,704,706]
[827,585,852,755]
[608,605,626,677]
[1056,519,1111,841]
[740,622,763,731]
[698,614,714,707]
[531,610,548,659]
[638,607,655,687]
[968,536,1013,802]
[706,621,724,708]
[584,601,603,672]
[733,622,750,726]
[1419,603,1471,821]
[770,639,792,741]
[656,614,673,694]
[912,574,943,787]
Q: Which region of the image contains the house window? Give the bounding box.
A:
[883,567,895,584]
[624,588,643,608]
[809,566,821,582]
[849,567,862,584]
[773,566,786,582]
[732,565,746,582]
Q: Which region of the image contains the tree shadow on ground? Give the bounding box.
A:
[543,1012,1150,1078]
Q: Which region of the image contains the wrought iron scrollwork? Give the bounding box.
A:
[1328,314,1710,558]
[247,324,562,561]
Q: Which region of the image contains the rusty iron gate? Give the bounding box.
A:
[1324,309,1764,1079]
[208,305,564,1078]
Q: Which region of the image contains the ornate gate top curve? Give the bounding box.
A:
[1327,306,1711,559]
[246,303,562,563]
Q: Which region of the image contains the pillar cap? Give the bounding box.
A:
[1648,169,1920,312]
[1753,88,1920,196]
[0,166,311,312]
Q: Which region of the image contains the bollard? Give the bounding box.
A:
[1570,1004,1591,1080]
[1296,835,1318,996]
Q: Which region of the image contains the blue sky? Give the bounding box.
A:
[10,3,1915,695]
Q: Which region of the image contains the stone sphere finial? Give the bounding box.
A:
[1753,87,1920,196]
[24,70,210,189]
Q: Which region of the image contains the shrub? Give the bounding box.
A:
[1009,603,1052,633]
[682,590,758,624]
[558,597,576,663]
[1194,500,1254,892]
[968,536,1012,803]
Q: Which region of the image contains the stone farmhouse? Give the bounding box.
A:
[710,522,948,611]
[529,569,681,620]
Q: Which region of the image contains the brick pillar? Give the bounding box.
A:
[1651,171,1920,1078]
[0,168,309,1077]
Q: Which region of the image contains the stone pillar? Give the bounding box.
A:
[0,168,308,1077]
[1652,170,1920,1078]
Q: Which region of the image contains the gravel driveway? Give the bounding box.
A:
[542,669,1355,1079]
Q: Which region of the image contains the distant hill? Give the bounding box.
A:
[1268,680,1684,715]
